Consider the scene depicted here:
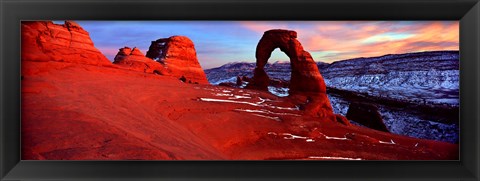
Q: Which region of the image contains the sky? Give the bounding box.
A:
[70,21,459,69]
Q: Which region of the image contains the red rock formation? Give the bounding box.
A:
[114,47,133,61]
[235,76,241,86]
[130,47,144,56]
[146,36,209,84]
[335,114,351,126]
[21,21,111,66]
[346,102,389,132]
[247,29,327,94]
[113,47,167,74]
[248,29,334,121]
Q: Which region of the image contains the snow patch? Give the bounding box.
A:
[234,109,301,116]
[281,133,309,140]
[270,133,317,143]
[307,156,363,160]
[199,98,260,106]
[228,95,252,99]
[268,86,289,97]
[210,76,237,85]
[198,98,298,111]
[251,114,281,122]
[378,139,396,145]
[317,131,349,140]
[215,93,234,96]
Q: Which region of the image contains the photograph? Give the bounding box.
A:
[21,20,459,160]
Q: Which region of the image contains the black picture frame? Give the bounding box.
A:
[1,0,479,180]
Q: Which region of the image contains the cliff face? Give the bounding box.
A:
[322,51,459,107]
[21,21,111,66]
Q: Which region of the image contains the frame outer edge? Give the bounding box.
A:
[1,0,20,180]
[0,0,5,179]
[0,0,479,180]
[462,1,480,179]
[473,1,480,180]
[472,2,480,179]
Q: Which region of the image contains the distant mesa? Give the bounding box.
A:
[146,36,209,84]
[21,21,111,66]
[113,46,167,75]
[247,29,336,122]
[346,102,389,132]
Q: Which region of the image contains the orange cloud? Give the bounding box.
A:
[239,21,458,63]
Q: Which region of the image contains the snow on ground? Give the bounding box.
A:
[234,109,301,116]
[199,97,299,111]
[269,131,352,143]
[324,70,459,107]
[203,75,459,143]
[314,130,349,140]
[208,76,291,97]
[229,95,252,99]
[198,87,302,123]
[210,76,238,85]
[268,86,289,97]
[378,139,396,145]
[280,133,309,140]
[307,156,364,160]
[328,93,459,143]
[251,114,281,122]
[380,108,459,143]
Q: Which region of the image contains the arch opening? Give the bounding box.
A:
[245,29,337,122]
[264,48,291,97]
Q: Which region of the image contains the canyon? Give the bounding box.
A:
[206,51,459,143]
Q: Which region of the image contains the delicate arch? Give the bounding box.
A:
[247,29,327,95]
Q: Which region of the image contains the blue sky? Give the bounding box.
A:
[68,21,459,69]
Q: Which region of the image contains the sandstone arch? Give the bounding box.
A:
[247,29,327,95]
[247,29,340,120]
